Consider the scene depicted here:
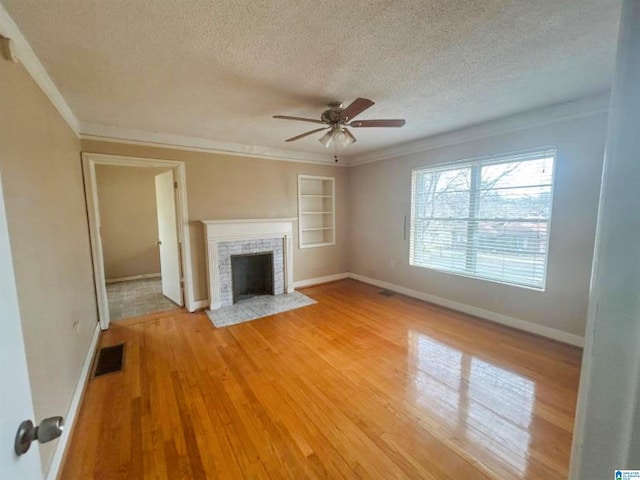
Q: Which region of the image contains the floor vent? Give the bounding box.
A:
[93,344,125,378]
[378,289,395,297]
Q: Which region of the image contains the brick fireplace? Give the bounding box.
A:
[201,218,295,310]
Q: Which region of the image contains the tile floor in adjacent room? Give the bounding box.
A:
[106,277,179,321]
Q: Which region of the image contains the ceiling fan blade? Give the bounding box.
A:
[341,98,375,121]
[285,127,328,142]
[273,115,325,125]
[350,119,406,128]
[343,128,357,144]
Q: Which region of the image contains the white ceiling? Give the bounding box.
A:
[3,0,621,162]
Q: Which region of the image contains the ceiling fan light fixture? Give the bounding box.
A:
[320,128,354,149]
[319,130,333,148]
[335,128,354,147]
[342,130,355,146]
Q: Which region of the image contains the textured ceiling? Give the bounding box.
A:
[4,0,621,160]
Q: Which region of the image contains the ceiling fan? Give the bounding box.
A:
[273,97,406,161]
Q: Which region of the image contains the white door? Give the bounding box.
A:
[0,172,43,478]
[155,170,183,306]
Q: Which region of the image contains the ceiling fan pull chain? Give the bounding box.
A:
[334,142,339,163]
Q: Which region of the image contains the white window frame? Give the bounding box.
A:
[409,147,557,291]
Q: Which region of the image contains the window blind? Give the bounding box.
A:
[409,148,556,290]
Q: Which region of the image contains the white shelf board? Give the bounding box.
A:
[300,241,335,248]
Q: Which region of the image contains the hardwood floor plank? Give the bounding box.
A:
[61,279,581,479]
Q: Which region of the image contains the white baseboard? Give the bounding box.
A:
[105,273,161,284]
[46,322,101,480]
[348,273,585,347]
[293,273,350,289]
[192,272,350,311]
[187,272,582,347]
[191,299,209,311]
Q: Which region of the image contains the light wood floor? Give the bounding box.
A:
[61,279,582,479]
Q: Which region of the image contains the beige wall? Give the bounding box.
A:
[82,113,606,338]
[0,62,98,473]
[81,140,350,301]
[96,165,170,280]
[348,113,607,337]
[0,34,608,479]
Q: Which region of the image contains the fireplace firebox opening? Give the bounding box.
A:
[230,252,274,303]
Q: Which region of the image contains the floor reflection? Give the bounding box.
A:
[409,331,535,477]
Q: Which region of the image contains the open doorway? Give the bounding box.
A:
[95,165,182,321]
[83,153,195,330]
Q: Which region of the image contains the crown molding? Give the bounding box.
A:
[79,91,609,168]
[79,123,346,166]
[0,2,80,135]
[0,0,340,166]
[2,0,609,169]
[349,93,611,166]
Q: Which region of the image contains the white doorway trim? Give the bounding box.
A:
[82,152,195,330]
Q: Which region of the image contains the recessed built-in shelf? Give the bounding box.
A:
[298,175,335,249]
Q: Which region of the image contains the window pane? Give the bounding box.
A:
[480,157,553,190]
[478,186,552,219]
[420,190,470,219]
[474,220,548,287]
[411,219,468,273]
[432,168,471,194]
[410,150,555,290]
[415,168,471,219]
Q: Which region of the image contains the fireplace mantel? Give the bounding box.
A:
[201,218,296,309]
